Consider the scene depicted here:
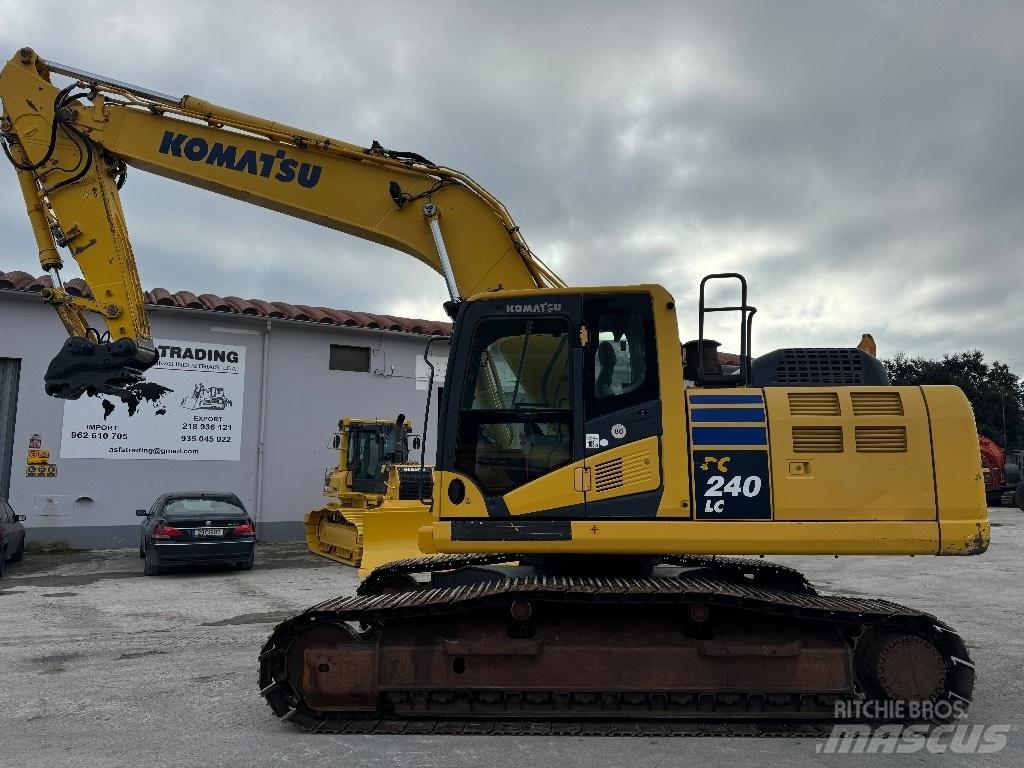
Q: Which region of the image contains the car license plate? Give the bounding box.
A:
[194,528,224,537]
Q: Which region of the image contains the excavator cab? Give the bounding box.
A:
[429,290,663,527]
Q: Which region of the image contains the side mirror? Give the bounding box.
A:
[135,509,148,517]
[330,432,343,450]
[15,514,26,522]
[406,434,422,452]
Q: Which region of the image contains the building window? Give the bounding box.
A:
[329,344,370,372]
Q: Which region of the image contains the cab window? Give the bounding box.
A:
[585,294,658,418]
[464,317,570,411]
[456,317,573,497]
[349,429,383,482]
[595,313,646,398]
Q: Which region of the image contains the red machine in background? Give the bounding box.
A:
[979,435,1024,508]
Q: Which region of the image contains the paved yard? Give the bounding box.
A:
[1,510,1022,768]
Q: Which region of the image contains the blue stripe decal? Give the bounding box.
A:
[691,408,765,423]
[690,394,764,404]
[692,426,767,446]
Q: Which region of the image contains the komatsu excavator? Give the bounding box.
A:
[1,49,989,734]
[306,415,433,576]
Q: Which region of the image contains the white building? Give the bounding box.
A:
[0,269,449,548]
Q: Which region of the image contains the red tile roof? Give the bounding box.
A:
[0,270,452,337]
[716,352,743,366]
[2,270,746,363]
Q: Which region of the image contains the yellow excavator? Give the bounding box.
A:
[1,48,989,734]
[306,415,432,576]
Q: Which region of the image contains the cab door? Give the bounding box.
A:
[439,295,586,518]
[348,426,388,495]
[582,292,664,517]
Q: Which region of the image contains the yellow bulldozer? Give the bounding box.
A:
[305,415,433,577]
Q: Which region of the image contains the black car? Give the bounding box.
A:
[137,492,256,575]
[0,499,27,578]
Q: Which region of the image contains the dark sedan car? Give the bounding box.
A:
[138,492,256,576]
[0,499,27,578]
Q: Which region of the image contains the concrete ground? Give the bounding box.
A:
[1,510,1021,768]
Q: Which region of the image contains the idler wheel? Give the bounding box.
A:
[856,631,946,702]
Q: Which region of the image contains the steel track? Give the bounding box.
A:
[259,555,975,735]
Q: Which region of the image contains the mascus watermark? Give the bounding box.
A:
[816,723,1013,755]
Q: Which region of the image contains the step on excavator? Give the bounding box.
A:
[0,49,989,734]
[306,415,433,577]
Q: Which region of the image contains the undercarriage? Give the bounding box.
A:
[259,555,974,735]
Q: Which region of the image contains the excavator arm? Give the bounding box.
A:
[0,47,562,401]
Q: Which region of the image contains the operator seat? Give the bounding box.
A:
[596,341,617,396]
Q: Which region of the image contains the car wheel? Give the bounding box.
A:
[143,546,161,576]
[0,545,7,578]
[11,535,24,563]
[236,550,255,571]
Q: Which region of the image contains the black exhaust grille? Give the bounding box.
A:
[751,348,890,386]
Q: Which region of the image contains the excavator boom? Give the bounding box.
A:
[0,47,561,400]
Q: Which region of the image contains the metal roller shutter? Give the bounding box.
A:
[0,359,20,500]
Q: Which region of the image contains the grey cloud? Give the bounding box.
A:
[0,0,1021,368]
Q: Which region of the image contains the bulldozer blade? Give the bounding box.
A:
[357,502,433,578]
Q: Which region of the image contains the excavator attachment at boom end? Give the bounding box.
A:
[44,336,159,403]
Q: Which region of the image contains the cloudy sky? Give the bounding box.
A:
[1,1,1021,370]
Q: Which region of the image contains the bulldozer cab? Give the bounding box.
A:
[345,418,412,495]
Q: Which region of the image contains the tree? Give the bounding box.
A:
[884,350,1024,450]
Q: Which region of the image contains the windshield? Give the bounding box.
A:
[162,498,246,518]
[464,317,571,411]
[456,316,574,497]
[350,429,385,481]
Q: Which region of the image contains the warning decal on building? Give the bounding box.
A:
[60,339,245,461]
